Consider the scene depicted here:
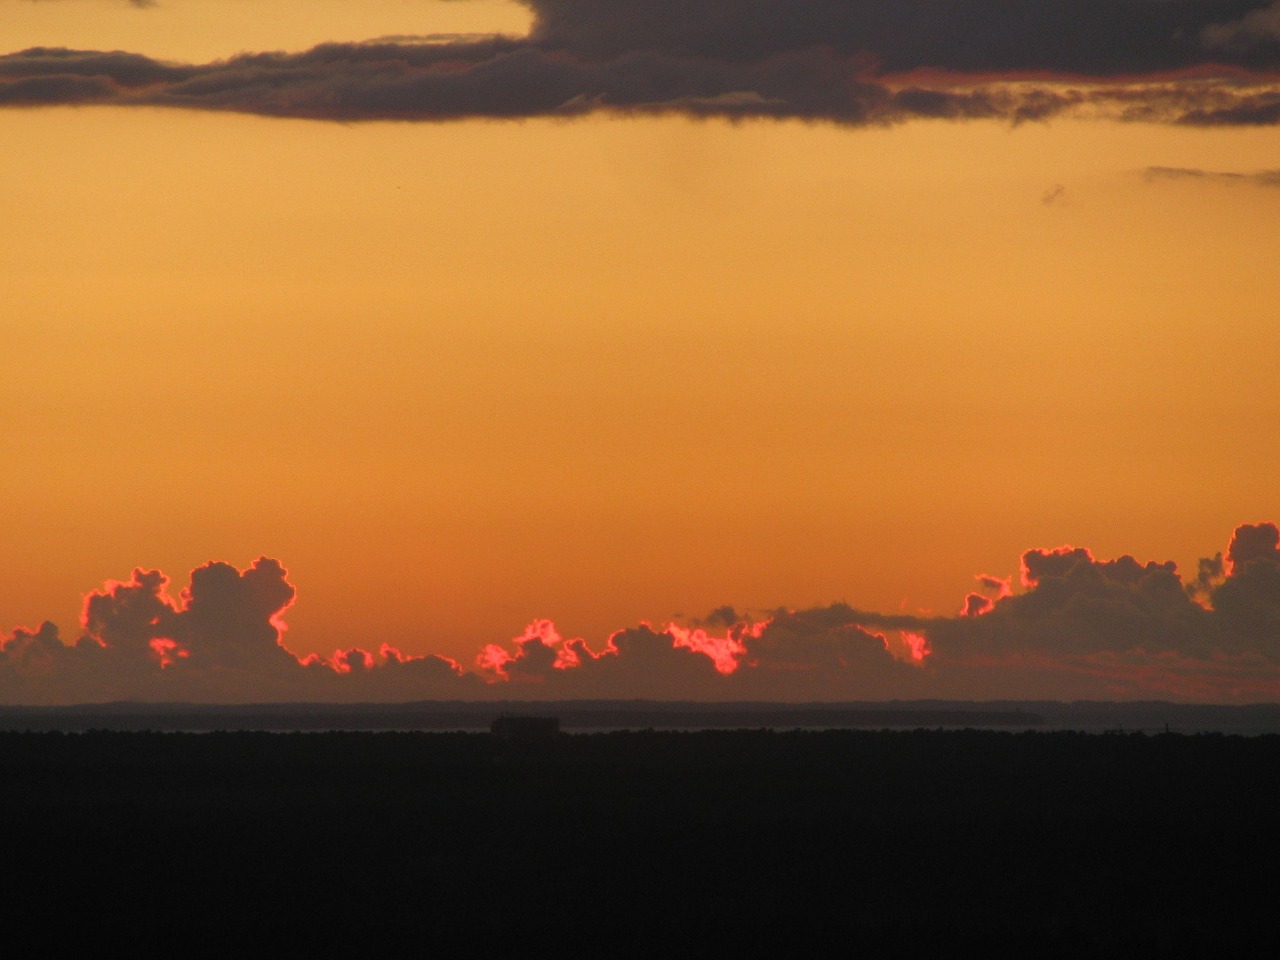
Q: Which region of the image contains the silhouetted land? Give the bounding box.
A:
[3,698,1280,733]
[2,728,1277,956]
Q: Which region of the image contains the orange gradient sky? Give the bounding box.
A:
[2,0,1278,674]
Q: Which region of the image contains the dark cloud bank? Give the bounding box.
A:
[4,523,1280,703]
[3,0,1280,124]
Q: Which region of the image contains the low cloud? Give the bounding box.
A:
[913,523,1280,699]
[4,523,1279,703]
[2,0,1280,124]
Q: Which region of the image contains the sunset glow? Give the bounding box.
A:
[3,521,1278,702]
[666,624,748,675]
[899,632,931,665]
[148,637,188,669]
[2,1,1279,705]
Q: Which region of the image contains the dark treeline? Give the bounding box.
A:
[2,729,1278,956]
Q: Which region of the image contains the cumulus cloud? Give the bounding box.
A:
[2,0,1280,124]
[1226,521,1280,569]
[3,523,1280,703]
[911,524,1280,699]
[466,609,928,700]
[1211,522,1280,647]
[0,557,477,702]
[924,547,1214,661]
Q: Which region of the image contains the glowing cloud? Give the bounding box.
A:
[2,523,1280,703]
[666,624,747,675]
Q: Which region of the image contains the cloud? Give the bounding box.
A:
[467,618,736,698]
[526,0,1278,73]
[1144,166,1280,186]
[0,557,476,702]
[924,546,1215,661]
[4,523,1280,703]
[465,609,929,700]
[1211,523,1280,646]
[1226,521,1280,570]
[2,0,1280,124]
[908,525,1280,699]
[1202,1,1280,53]
[17,0,155,5]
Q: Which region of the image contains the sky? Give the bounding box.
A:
[2,0,1279,703]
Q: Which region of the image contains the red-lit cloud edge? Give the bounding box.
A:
[3,523,1279,704]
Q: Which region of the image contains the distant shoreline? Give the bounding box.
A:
[2,699,1278,734]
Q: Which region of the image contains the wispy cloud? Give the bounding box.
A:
[18,0,157,6]
[1144,165,1280,186]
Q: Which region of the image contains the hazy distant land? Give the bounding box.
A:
[3,699,1280,734]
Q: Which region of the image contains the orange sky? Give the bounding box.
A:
[1,1,1278,696]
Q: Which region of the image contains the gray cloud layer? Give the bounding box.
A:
[2,0,1280,123]
[4,524,1280,703]
[529,0,1280,72]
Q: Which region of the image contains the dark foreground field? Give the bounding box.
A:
[3,729,1277,956]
